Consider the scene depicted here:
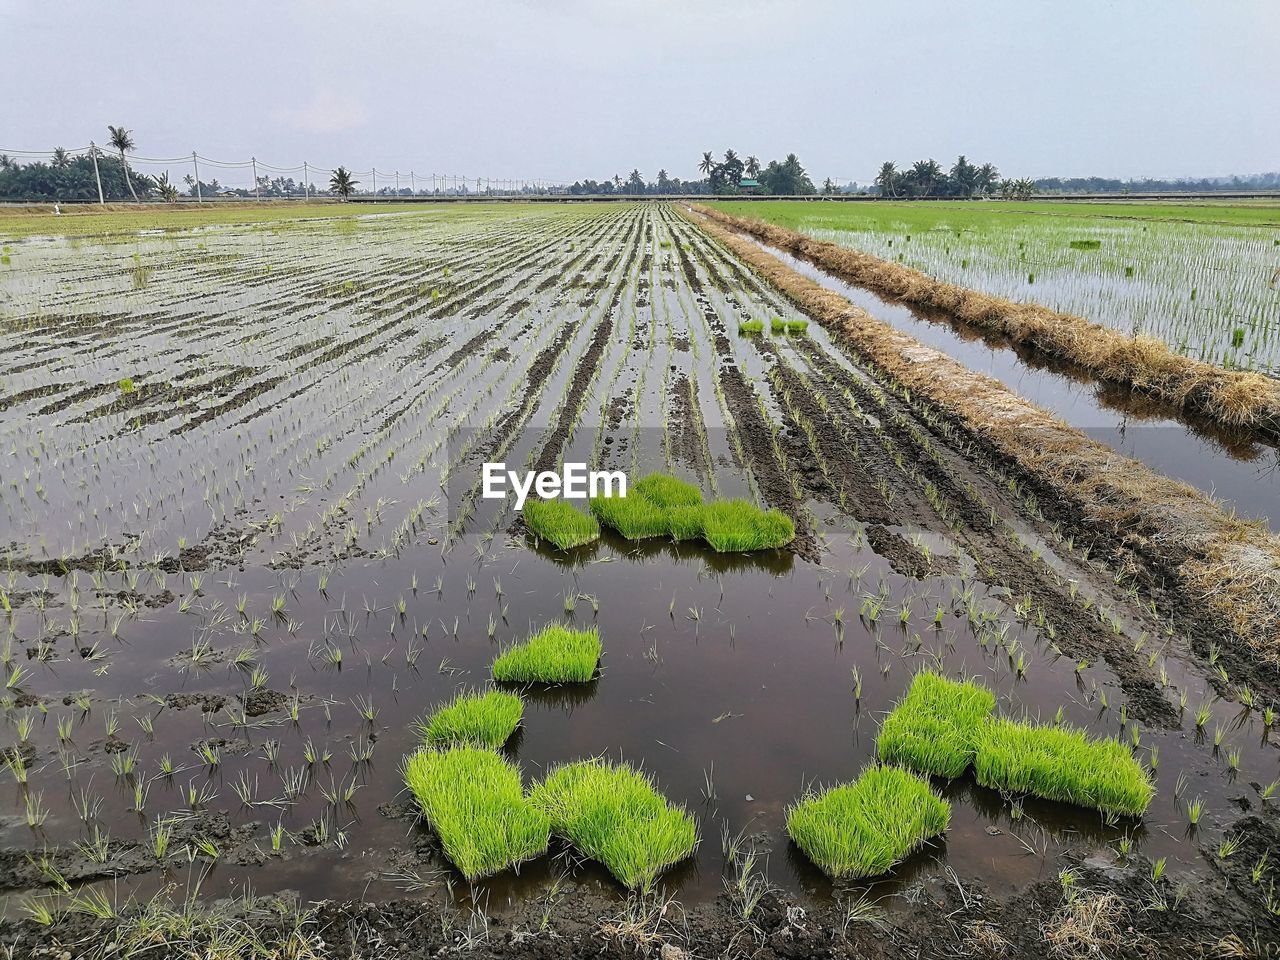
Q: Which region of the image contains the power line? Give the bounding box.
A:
[0,144,577,202]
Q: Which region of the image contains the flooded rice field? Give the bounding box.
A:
[713,200,1280,374]
[1,202,1278,954]
[750,237,1280,531]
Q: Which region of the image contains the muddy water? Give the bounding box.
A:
[747,237,1280,531]
[2,509,1272,913]
[1,204,1276,921]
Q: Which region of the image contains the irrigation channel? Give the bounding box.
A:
[0,201,1277,954]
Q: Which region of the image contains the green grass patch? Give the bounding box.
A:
[492,623,601,684]
[529,759,698,891]
[416,689,523,749]
[877,671,995,778]
[402,746,549,881]
[1069,239,1102,250]
[786,765,950,879]
[738,319,765,335]
[522,498,600,549]
[699,500,795,551]
[973,719,1154,816]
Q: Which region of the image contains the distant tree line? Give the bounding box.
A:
[873,156,1015,198]
[1033,172,1280,194]
[873,156,1280,198]
[567,150,818,196]
[0,151,154,202]
[7,128,1277,202]
[0,126,329,202]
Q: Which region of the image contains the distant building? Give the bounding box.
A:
[738,178,766,195]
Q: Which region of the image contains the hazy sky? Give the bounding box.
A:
[3,0,1276,185]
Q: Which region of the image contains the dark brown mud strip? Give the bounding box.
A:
[685,205,1280,700]
[0,381,73,413]
[752,338,907,526]
[668,374,712,478]
[4,811,1273,960]
[694,204,1280,438]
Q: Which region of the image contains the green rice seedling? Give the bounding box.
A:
[633,473,702,510]
[699,500,794,552]
[785,765,950,879]
[492,623,600,684]
[770,317,809,335]
[402,746,549,882]
[973,719,1155,816]
[877,670,996,778]
[666,505,705,542]
[1186,796,1204,826]
[590,490,670,540]
[522,498,600,549]
[416,689,523,749]
[22,895,58,926]
[529,758,698,891]
[738,319,765,335]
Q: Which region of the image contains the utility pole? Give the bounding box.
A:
[410,170,415,195]
[89,143,105,205]
[252,157,260,201]
[371,167,377,197]
[303,161,309,199]
[192,152,203,202]
[395,170,400,195]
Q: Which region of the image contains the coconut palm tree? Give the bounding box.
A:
[975,163,1000,195]
[0,155,15,172]
[909,159,944,197]
[745,156,760,178]
[723,149,739,167]
[155,171,179,202]
[107,125,140,202]
[875,161,898,198]
[51,147,72,169]
[698,151,715,176]
[329,167,358,198]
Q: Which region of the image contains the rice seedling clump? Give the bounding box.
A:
[699,500,795,552]
[591,474,793,552]
[666,504,706,541]
[417,688,523,749]
[529,758,698,891]
[770,317,809,334]
[738,319,765,335]
[973,718,1154,816]
[633,472,702,510]
[522,497,600,549]
[589,489,671,540]
[786,765,951,879]
[492,623,601,683]
[877,670,996,778]
[402,746,549,881]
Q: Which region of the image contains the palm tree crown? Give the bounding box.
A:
[107,125,140,202]
[329,166,358,198]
